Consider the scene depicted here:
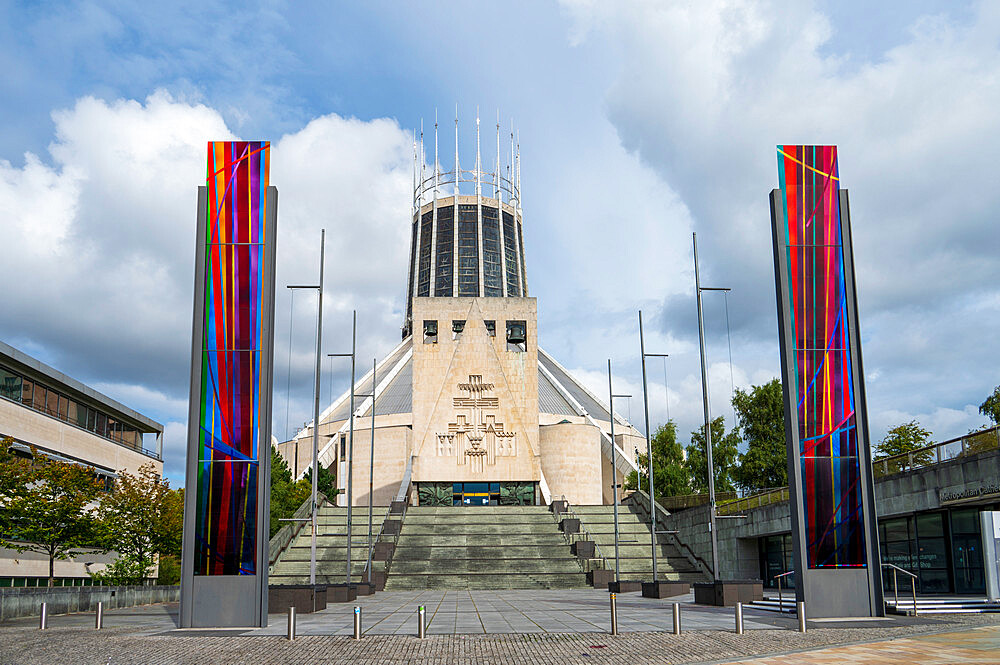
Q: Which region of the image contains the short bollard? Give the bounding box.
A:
[353,606,362,639]
[95,601,104,630]
[287,606,296,641]
[734,602,744,635]
[417,606,426,639]
[39,602,48,630]
[609,592,618,635]
[797,601,806,633]
[672,602,681,635]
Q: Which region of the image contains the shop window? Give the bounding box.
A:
[484,320,496,337]
[452,320,465,340]
[423,320,438,344]
[506,320,527,352]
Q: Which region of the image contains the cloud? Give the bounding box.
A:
[0,91,414,483]
[561,0,1000,441]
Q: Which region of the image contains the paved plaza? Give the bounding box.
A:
[1,589,999,664]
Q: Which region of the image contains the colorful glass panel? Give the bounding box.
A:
[776,145,866,568]
[194,140,270,575]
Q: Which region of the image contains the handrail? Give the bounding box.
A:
[882,563,918,616]
[557,505,611,573]
[773,570,795,613]
[268,491,328,569]
[624,490,713,579]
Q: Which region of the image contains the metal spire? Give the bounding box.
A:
[419,120,425,208]
[475,108,481,198]
[495,110,501,201]
[434,109,439,197]
[454,105,460,199]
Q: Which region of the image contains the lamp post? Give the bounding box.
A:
[286,229,325,587]
[692,232,731,583]
[607,358,631,585]
[638,310,669,583]
[328,311,358,585]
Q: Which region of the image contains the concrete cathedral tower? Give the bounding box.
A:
[276,111,642,509]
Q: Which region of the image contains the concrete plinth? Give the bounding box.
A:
[641,581,690,599]
[352,582,376,597]
[550,500,568,515]
[693,580,763,606]
[571,541,595,558]
[559,518,580,534]
[267,585,327,614]
[588,569,613,589]
[373,542,395,561]
[608,580,643,593]
[326,584,358,603]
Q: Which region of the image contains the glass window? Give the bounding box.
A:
[87,407,97,431]
[95,412,107,438]
[57,395,69,419]
[517,221,527,294]
[482,206,502,296]
[457,204,479,297]
[406,220,418,324]
[0,368,21,402]
[21,378,32,406]
[45,389,59,417]
[32,384,46,411]
[502,211,520,296]
[434,205,454,296]
[417,211,433,297]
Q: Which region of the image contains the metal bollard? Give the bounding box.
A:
[735,601,744,634]
[95,601,103,630]
[39,602,48,630]
[353,606,362,639]
[287,606,296,641]
[609,592,618,635]
[672,602,681,635]
[797,601,806,633]
[417,605,426,639]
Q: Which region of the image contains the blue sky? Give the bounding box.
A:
[1,1,997,486]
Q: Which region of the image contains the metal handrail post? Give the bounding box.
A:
[893,568,898,607]
[912,577,917,616]
[777,575,782,612]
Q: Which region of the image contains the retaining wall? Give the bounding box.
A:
[0,585,179,622]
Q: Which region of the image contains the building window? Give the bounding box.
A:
[484,320,496,337]
[502,211,520,296]
[482,206,502,296]
[506,320,527,352]
[434,205,454,296]
[457,204,479,297]
[340,433,347,460]
[417,211,433,297]
[452,320,465,340]
[423,320,438,344]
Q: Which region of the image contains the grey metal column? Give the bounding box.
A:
[309,230,326,587]
[608,359,621,583]
[367,358,377,585]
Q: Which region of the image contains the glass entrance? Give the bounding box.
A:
[453,482,500,506]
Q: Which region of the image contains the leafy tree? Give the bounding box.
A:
[979,385,1000,425]
[0,441,105,587]
[964,426,999,456]
[623,421,690,497]
[303,462,337,501]
[156,554,180,585]
[95,463,179,584]
[732,379,787,493]
[685,416,739,493]
[874,421,933,472]
[269,449,311,538]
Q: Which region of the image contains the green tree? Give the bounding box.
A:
[874,421,933,472]
[94,463,179,584]
[0,441,105,587]
[269,449,311,538]
[685,416,739,493]
[979,385,1000,425]
[733,379,788,493]
[623,421,690,497]
[303,463,337,501]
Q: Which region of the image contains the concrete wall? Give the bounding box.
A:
[0,546,116,580]
[0,585,178,621]
[654,448,1000,581]
[539,422,602,505]
[338,423,411,507]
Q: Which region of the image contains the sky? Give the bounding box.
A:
[1,0,997,487]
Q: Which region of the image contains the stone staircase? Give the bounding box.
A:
[570,504,706,582]
[384,506,588,590]
[269,505,389,585]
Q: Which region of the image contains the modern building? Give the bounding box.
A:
[0,340,164,586]
[276,117,643,507]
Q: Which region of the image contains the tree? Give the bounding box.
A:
[979,385,1000,425]
[623,421,690,497]
[303,463,337,501]
[685,416,739,493]
[269,449,311,538]
[874,421,933,472]
[0,441,104,587]
[733,379,788,493]
[95,463,179,584]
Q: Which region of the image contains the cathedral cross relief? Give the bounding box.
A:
[436,375,517,473]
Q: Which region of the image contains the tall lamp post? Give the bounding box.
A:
[286,229,326,587]
[638,310,669,583]
[607,358,631,585]
[328,312,358,585]
[692,232,731,583]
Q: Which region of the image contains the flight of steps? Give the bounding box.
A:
[384,506,588,590]
[886,597,1000,615]
[269,505,389,585]
[570,504,707,583]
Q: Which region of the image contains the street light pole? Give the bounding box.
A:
[692,232,730,583]
[607,358,632,586]
[367,357,376,585]
[638,310,669,583]
[286,229,325,588]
